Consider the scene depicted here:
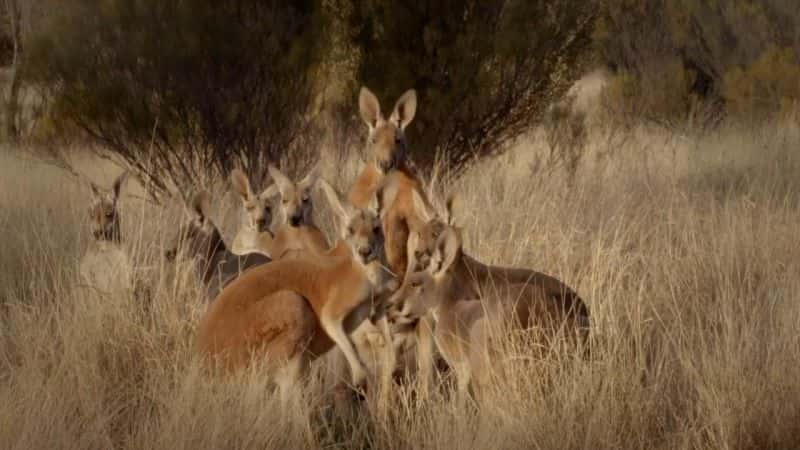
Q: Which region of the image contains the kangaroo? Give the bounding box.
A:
[165,190,270,302]
[230,168,278,257]
[231,168,396,395]
[79,171,135,296]
[348,86,437,277]
[388,202,590,395]
[266,164,330,260]
[389,226,590,396]
[196,183,397,390]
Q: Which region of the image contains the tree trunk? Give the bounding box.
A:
[5,0,21,141]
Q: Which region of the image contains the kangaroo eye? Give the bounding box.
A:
[105,211,114,219]
[347,226,355,235]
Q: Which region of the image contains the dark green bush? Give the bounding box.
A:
[341,0,597,174]
[26,0,328,199]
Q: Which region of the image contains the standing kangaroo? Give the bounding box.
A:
[165,190,270,302]
[348,86,436,278]
[79,172,135,296]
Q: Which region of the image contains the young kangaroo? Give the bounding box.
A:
[230,168,278,257]
[266,164,330,260]
[348,86,436,277]
[79,172,135,295]
[196,183,397,389]
[165,190,270,302]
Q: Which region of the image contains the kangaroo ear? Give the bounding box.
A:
[359,86,382,129]
[191,190,213,222]
[88,180,102,199]
[410,188,433,223]
[389,89,417,130]
[435,227,461,276]
[260,183,278,199]
[111,171,128,204]
[319,179,352,226]
[268,164,293,198]
[298,162,321,193]
[444,193,460,226]
[230,168,253,201]
[405,231,420,274]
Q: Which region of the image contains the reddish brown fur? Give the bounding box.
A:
[196,234,391,388]
[348,164,383,209]
[378,168,431,277]
[269,224,330,260]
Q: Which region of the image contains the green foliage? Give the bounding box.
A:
[344,0,597,173]
[26,0,328,198]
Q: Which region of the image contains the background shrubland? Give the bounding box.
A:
[595,0,800,127]
[1,1,799,449]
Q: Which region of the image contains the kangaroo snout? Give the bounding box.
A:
[255,217,270,232]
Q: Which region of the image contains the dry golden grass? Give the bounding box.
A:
[1,122,800,449]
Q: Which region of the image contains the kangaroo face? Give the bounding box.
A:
[359,87,417,173]
[269,165,319,228]
[242,192,275,233]
[230,168,278,233]
[320,178,387,266]
[409,219,448,273]
[87,172,127,242]
[343,208,385,265]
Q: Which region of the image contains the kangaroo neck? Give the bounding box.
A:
[199,242,230,284]
[451,252,488,301]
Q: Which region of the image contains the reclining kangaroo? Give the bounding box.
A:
[348,86,435,278]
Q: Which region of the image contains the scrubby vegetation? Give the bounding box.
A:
[2,121,800,449]
[0,1,799,449]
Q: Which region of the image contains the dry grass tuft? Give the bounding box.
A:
[1,122,800,449]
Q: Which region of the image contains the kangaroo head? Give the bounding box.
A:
[230,168,278,233]
[388,225,462,321]
[320,178,385,266]
[87,171,127,242]
[359,86,417,173]
[165,190,225,264]
[407,187,460,273]
[268,164,319,228]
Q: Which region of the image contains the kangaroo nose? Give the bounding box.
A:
[290,215,301,226]
[358,246,372,259]
[255,218,268,231]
